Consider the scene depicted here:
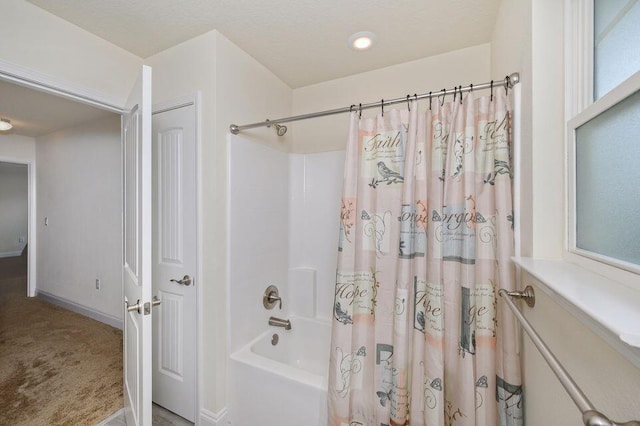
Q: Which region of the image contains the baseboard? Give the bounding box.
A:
[95,408,125,426]
[37,290,123,330]
[0,251,22,258]
[200,407,229,426]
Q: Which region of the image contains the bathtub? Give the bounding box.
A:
[230,316,331,426]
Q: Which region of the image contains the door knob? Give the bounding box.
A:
[170,275,192,286]
[152,296,161,308]
[125,299,142,314]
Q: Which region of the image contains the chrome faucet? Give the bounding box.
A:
[268,316,292,330]
[263,285,282,310]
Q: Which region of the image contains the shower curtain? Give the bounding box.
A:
[328,90,523,426]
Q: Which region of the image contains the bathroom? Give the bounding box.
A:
[2,1,640,425]
[224,0,640,422]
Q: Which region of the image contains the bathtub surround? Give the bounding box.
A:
[230,317,330,426]
[228,137,291,354]
[228,137,344,424]
[288,268,317,318]
[228,138,345,354]
[288,151,346,319]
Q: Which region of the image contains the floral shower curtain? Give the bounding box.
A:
[328,89,523,426]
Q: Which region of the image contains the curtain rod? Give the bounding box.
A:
[229,72,520,135]
[499,288,640,426]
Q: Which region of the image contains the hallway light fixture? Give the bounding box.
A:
[348,31,376,51]
[0,118,12,131]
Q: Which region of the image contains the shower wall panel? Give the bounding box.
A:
[229,138,345,349]
[228,136,290,353]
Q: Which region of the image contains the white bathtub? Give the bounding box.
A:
[230,316,331,426]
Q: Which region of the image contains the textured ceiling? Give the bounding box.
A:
[0,80,115,137]
[25,0,502,88]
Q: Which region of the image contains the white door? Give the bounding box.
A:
[123,65,154,426]
[151,103,197,422]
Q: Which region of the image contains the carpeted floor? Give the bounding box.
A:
[0,251,123,426]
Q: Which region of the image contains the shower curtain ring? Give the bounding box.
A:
[350,104,354,113]
[429,92,432,110]
[381,99,384,117]
[459,85,463,104]
[504,75,511,95]
[490,80,494,101]
[358,103,362,119]
[440,89,446,106]
[453,87,457,103]
[406,95,410,111]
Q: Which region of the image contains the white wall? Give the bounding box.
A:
[0,162,28,256]
[523,273,640,424]
[530,0,565,259]
[214,34,293,411]
[145,31,222,415]
[291,44,491,153]
[36,115,122,321]
[491,0,533,257]
[491,1,640,422]
[146,30,293,416]
[0,0,142,106]
[0,134,36,163]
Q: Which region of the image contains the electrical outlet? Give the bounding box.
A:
[95,279,101,290]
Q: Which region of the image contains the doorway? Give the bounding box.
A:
[0,161,29,287]
[0,81,124,424]
[0,69,201,424]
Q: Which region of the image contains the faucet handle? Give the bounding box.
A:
[263,285,282,310]
[268,293,282,309]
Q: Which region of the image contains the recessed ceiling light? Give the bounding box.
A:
[348,31,376,51]
[0,118,12,131]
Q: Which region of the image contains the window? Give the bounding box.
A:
[567,0,640,277]
[593,0,640,99]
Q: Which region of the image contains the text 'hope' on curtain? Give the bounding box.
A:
[328,89,523,426]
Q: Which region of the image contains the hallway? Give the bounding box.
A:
[0,250,123,426]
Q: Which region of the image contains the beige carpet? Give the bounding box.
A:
[0,253,123,426]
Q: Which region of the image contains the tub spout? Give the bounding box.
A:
[268,316,292,330]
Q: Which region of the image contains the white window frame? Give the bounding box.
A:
[565,0,640,288]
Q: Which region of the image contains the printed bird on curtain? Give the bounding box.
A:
[328,89,523,426]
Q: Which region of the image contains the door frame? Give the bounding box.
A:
[152,93,202,422]
[0,59,126,298]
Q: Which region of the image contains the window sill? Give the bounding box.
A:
[512,257,640,369]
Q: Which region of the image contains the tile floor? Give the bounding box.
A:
[98,404,194,426]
